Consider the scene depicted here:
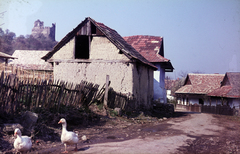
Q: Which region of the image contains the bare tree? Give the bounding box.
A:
[178,71,188,78]
[165,76,172,90]
[191,70,204,74]
[178,70,204,78]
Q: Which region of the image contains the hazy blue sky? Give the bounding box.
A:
[0,0,239,79]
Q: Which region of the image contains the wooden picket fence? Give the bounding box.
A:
[0,72,139,117]
[176,104,237,116]
[107,88,136,111]
[201,105,236,116]
[0,63,139,116]
[0,63,53,81]
[0,72,100,115]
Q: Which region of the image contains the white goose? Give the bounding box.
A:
[58,118,79,153]
[13,128,32,153]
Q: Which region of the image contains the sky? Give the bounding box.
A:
[0,0,239,79]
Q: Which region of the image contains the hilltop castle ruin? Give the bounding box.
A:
[31,20,55,41]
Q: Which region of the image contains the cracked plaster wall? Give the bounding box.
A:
[52,38,75,59]
[52,36,154,109]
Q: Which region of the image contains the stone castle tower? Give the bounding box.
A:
[31,19,56,41]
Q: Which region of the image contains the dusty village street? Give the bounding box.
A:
[31,109,240,154]
[73,110,225,154]
[2,108,240,154]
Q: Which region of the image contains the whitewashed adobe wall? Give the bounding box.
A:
[52,36,154,109]
[51,38,75,59]
[153,63,166,103]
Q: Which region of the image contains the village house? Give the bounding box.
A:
[175,73,225,105]
[9,50,53,71]
[0,51,17,64]
[42,17,157,110]
[124,35,174,103]
[208,72,240,109]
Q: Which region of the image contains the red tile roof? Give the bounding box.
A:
[123,35,169,63]
[175,74,225,95]
[208,72,240,98]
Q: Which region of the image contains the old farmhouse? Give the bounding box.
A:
[175,72,240,109]
[0,51,17,64]
[9,50,53,71]
[175,73,225,105]
[208,72,240,109]
[42,17,157,109]
[124,35,174,103]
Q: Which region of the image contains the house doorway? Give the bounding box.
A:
[199,98,204,105]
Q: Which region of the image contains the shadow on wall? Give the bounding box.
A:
[153,78,166,103]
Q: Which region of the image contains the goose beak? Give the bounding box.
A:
[58,120,62,124]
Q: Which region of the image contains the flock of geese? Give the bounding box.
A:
[13,118,79,153]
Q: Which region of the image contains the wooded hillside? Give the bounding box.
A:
[0,28,58,55]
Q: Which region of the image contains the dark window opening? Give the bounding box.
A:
[199,98,204,105]
[75,35,89,59]
[91,23,96,34]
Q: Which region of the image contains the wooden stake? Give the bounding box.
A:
[104,75,109,108]
[103,75,110,116]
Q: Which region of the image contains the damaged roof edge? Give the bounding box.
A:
[42,17,157,70]
[41,18,89,61]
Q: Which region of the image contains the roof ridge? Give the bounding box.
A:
[124,35,163,38]
[188,73,224,75]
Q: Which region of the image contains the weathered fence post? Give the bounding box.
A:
[104,75,109,109]
[103,75,111,116]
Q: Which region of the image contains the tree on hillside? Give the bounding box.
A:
[0,28,58,54]
[14,35,27,50]
[0,29,16,54]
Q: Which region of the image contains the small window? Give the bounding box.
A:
[75,35,89,59]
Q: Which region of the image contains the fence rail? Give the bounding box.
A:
[0,68,137,116]
[0,72,99,115]
[107,88,135,111]
[0,63,53,81]
[176,104,237,116]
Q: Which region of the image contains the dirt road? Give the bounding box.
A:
[75,111,224,154]
[3,109,240,154]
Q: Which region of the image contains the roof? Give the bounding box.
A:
[42,17,157,70]
[175,73,225,95]
[123,35,167,62]
[0,52,17,59]
[123,35,174,71]
[9,50,53,71]
[208,72,240,98]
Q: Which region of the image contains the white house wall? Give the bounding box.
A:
[178,95,209,105]
[231,99,240,109]
[208,97,240,109]
[52,38,75,59]
[52,35,154,109]
[90,37,129,60]
[54,62,133,93]
[153,63,166,103]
